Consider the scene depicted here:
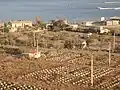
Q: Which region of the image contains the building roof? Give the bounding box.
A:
[10,20,32,23]
[110,16,120,20]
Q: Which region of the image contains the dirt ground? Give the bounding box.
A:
[0,49,119,90]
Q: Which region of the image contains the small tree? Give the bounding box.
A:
[39,23,46,29]
[4,22,12,33]
[4,23,9,33]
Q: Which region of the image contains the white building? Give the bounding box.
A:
[70,24,78,30]
[85,21,94,26]
[10,20,32,32]
[101,17,105,21]
[107,20,119,26]
[10,20,32,28]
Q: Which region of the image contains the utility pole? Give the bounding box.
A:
[33,32,36,47]
[109,42,111,66]
[113,32,116,50]
[36,39,39,53]
[91,54,94,87]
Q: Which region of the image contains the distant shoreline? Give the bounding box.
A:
[104,2,120,4]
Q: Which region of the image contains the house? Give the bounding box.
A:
[106,16,120,26]
[69,24,78,30]
[106,20,119,26]
[85,21,94,26]
[110,16,120,20]
[10,20,32,32]
[10,20,32,28]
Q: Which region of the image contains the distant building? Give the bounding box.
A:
[110,16,120,20]
[92,21,106,26]
[69,24,78,30]
[10,20,32,28]
[10,20,32,32]
[85,21,94,26]
[101,17,105,21]
[106,16,120,26]
[106,20,119,26]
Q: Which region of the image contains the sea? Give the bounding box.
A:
[0,0,120,22]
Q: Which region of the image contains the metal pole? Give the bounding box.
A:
[91,54,94,86]
[109,42,111,66]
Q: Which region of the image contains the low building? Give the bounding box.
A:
[9,20,32,32]
[85,21,94,26]
[110,16,120,20]
[69,24,78,30]
[10,20,32,28]
[107,20,119,26]
[92,21,106,26]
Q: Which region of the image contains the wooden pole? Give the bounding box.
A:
[113,32,115,50]
[109,42,111,66]
[36,39,38,53]
[33,32,36,47]
[91,54,94,86]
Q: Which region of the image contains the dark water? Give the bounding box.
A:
[0,0,120,21]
